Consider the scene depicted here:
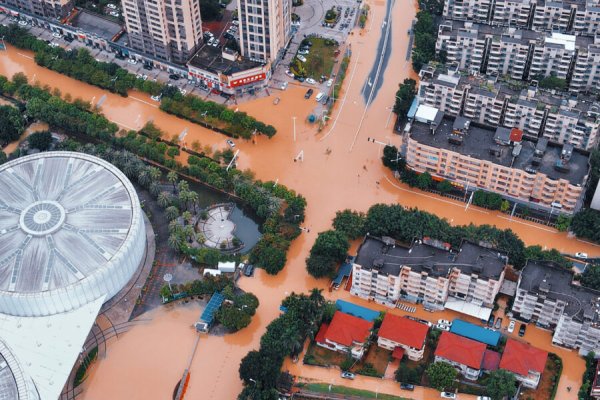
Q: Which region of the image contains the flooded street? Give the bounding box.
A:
[0,0,597,396]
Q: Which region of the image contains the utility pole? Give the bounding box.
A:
[292,116,297,142]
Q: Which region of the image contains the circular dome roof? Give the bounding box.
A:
[0,339,39,400]
[0,152,146,317]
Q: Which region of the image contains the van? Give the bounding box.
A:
[315,92,324,102]
[551,201,562,209]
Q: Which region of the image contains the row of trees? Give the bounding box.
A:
[412,10,445,72]
[0,104,25,145]
[578,351,597,400]
[571,208,600,243]
[238,290,327,400]
[215,286,259,332]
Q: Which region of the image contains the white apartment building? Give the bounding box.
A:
[513,261,600,355]
[350,236,506,319]
[238,0,291,63]
[436,21,489,73]
[121,0,203,63]
[570,43,600,92]
[4,0,73,18]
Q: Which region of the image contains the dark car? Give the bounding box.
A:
[494,317,502,330]
[244,264,255,277]
[518,323,527,337]
[143,64,153,71]
[304,88,314,99]
[169,74,180,80]
[487,315,495,328]
[400,383,415,391]
[63,36,74,42]
[294,75,305,82]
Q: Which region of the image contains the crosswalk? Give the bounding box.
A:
[397,302,416,313]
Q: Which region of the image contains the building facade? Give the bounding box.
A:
[434,331,486,380]
[4,0,72,19]
[121,0,203,63]
[237,0,291,63]
[499,339,548,389]
[513,261,600,355]
[315,311,373,359]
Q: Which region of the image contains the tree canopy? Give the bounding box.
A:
[571,208,600,243]
[393,78,417,118]
[425,361,457,391]
[332,209,366,240]
[0,105,25,144]
[306,230,350,278]
[486,369,517,400]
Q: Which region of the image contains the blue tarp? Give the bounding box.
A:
[200,291,225,326]
[450,319,500,346]
[332,261,352,286]
[407,97,419,120]
[335,300,380,322]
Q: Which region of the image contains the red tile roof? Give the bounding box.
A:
[392,346,405,359]
[510,128,523,142]
[378,314,429,349]
[322,312,373,347]
[435,331,486,369]
[499,339,548,377]
[315,323,329,345]
[482,350,501,371]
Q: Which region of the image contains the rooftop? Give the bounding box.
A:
[482,349,501,372]
[335,299,380,322]
[435,331,487,369]
[354,236,507,279]
[499,339,548,376]
[378,314,429,349]
[519,261,600,322]
[450,319,501,346]
[410,115,590,185]
[187,45,262,76]
[72,10,123,41]
[319,311,373,347]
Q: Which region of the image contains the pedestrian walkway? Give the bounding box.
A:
[397,302,416,313]
[384,359,399,380]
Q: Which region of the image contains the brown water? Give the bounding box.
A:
[0,2,594,397]
[2,121,49,155]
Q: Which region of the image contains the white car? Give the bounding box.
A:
[440,393,456,399]
[52,32,62,38]
[298,49,309,55]
[207,38,215,45]
[49,42,60,48]
[576,252,588,259]
[507,320,516,333]
[142,74,148,81]
[109,11,120,17]
[128,58,138,65]
[226,139,235,148]
[296,55,307,63]
[136,73,143,79]
[280,82,288,90]
[285,69,295,78]
[179,88,187,95]
[107,3,117,9]
[211,41,219,47]
[327,78,334,87]
[436,323,450,331]
[477,396,491,400]
[18,20,28,26]
[232,20,239,25]
[438,319,451,326]
[151,94,162,102]
[305,78,316,85]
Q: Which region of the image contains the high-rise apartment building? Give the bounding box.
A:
[237,0,291,63]
[4,0,73,19]
[121,0,203,64]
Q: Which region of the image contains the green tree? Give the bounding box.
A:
[167,170,178,192]
[306,254,338,278]
[393,78,417,118]
[437,179,453,194]
[165,206,180,221]
[486,369,517,400]
[556,214,572,232]
[500,200,510,213]
[157,191,172,208]
[310,230,349,261]
[216,304,252,331]
[168,233,184,251]
[332,209,366,239]
[581,265,600,290]
[416,171,433,190]
[0,105,25,143]
[425,362,457,391]
[27,131,53,151]
[395,364,422,385]
[382,145,406,171]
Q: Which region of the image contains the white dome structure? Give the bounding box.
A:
[0,152,146,317]
[0,338,40,400]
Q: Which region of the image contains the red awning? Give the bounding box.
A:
[392,347,405,359]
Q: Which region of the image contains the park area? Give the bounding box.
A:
[290,38,339,80]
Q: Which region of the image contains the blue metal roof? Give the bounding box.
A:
[407,98,419,119]
[335,300,380,322]
[332,261,352,286]
[200,291,225,326]
[450,319,500,346]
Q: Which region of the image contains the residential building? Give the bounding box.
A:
[237,0,291,63]
[570,43,600,92]
[377,314,430,361]
[436,21,495,73]
[513,260,600,355]
[121,0,203,63]
[418,65,600,150]
[351,235,506,320]
[405,107,590,212]
[434,331,487,380]
[499,339,548,388]
[591,362,600,399]
[3,0,73,19]
[315,311,373,359]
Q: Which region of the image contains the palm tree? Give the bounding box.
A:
[196,233,206,245]
[188,191,199,214]
[148,166,162,182]
[168,220,182,235]
[157,191,171,208]
[177,180,190,193]
[168,233,184,251]
[123,160,138,178]
[165,206,180,221]
[183,225,195,242]
[138,168,152,188]
[179,190,191,211]
[149,182,161,197]
[167,171,178,193]
[182,211,193,225]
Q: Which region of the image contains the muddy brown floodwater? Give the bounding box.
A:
[0,0,597,397]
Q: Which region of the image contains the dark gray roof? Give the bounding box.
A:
[72,10,123,41]
[187,45,261,76]
[410,116,589,185]
[519,261,600,322]
[354,236,506,280]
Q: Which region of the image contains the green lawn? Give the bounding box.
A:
[303,383,409,400]
[298,38,338,80]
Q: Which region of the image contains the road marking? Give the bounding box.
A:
[497,216,558,233]
[384,176,490,214]
[17,53,34,59]
[113,120,139,131]
[130,95,159,108]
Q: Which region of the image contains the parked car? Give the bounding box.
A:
[305,78,316,85]
[296,55,307,63]
[315,92,325,102]
[400,383,415,391]
[508,320,516,333]
[226,139,236,148]
[327,78,334,87]
[280,82,288,90]
[494,317,502,330]
[477,396,491,400]
[285,69,295,78]
[273,97,280,105]
[109,11,120,17]
[107,3,117,8]
[128,58,138,65]
[298,49,310,55]
[436,323,450,331]
[576,252,588,259]
[232,20,239,25]
[487,315,495,328]
[151,94,162,102]
[52,32,62,38]
[179,88,187,95]
[304,89,314,99]
[143,64,153,71]
[341,371,355,380]
[440,392,456,399]
[18,20,28,26]
[294,75,305,82]
[169,74,180,80]
[243,264,254,277]
[438,319,451,326]
[519,323,527,337]
[49,42,60,48]
[211,40,219,47]
[207,37,215,45]
[142,74,148,80]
